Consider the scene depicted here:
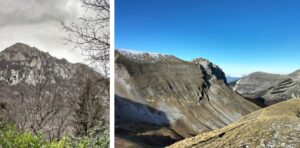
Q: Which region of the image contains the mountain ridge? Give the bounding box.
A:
[115,49,260,147]
[1,42,83,65]
[233,70,300,106]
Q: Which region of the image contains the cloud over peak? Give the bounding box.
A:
[0,0,86,64]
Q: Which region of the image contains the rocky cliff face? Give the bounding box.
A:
[169,98,300,148]
[0,43,108,139]
[233,71,300,106]
[115,49,260,147]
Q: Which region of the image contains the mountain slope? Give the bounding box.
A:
[233,71,300,106]
[115,49,260,147]
[0,43,108,139]
[169,98,300,148]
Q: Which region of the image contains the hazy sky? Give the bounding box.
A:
[116,0,300,77]
[0,0,86,64]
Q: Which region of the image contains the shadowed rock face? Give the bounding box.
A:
[0,43,108,138]
[169,98,300,148]
[233,71,300,106]
[115,49,260,147]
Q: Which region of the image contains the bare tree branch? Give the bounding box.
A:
[63,0,110,77]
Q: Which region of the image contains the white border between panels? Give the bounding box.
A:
[109,0,115,147]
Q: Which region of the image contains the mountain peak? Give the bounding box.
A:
[0,43,101,86]
[9,42,31,48]
[4,42,38,53]
[248,71,287,77]
[192,57,209,63]
[192,57,227,83]
[1,43,51,61]
[249,71,272,75]
[192,58,219,68]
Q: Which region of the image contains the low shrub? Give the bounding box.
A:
[0,123,109,148]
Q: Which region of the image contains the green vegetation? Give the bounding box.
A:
[0,123,109,148]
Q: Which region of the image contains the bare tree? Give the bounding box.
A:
[63,0,110,77]
[4,81,70,141]
[63,0,110,138]
[74,78,108,136]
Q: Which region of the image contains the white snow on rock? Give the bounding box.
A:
[116,48,168,62]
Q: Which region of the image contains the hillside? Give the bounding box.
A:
[169,98,300,148]
[115,49,260,147]
[0,43,108,140]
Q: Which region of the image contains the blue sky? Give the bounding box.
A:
[115,0,300,77]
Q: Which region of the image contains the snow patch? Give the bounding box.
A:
[117,49,166,62]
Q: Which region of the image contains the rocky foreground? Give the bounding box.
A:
[115,49,260,147]
[169,98,300,148]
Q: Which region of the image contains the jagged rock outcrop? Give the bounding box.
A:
[0,43,108,139]
[169,98,300,148]
[115,49,260,147]
[233,71,300,106]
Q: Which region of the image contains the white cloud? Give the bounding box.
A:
[0,0,87,64]
[0,0,82,26]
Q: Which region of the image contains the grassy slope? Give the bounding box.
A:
[169,98,300,148]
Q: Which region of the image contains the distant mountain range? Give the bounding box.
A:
[232,71,300,106]
[115,49,259,147]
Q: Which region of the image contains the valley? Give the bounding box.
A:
[115,49,300,148]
